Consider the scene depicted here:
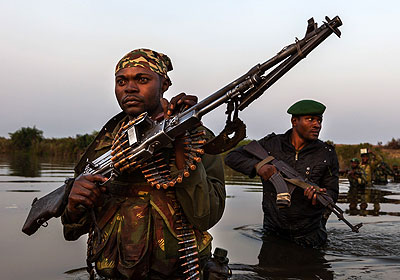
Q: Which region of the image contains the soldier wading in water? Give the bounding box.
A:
[62,49,226,279]
[225,100,339,248]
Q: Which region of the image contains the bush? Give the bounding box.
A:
[385,138,400,149]
[0,137,11,153]
[9,126,43,150]
[76,132,97,150]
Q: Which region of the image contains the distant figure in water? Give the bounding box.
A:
[393,164,400,183]
[225,99,339,248]
[347,158,367,188]
[373,161,393,185]
[360,149,381,185]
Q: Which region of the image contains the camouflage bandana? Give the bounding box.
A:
[115,48,173,85]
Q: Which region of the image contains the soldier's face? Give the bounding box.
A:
[351,161,358,169]
[115,67,168,118]
[292,115,322,141]
[361,155,369,164]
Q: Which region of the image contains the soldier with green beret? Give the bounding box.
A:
[286,99,326,115]
[61,48,226,279]
[348,158,368,188]
[225,99,339,247]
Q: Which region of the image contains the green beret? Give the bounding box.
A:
[287,99,326,115]
[350,158,360,163]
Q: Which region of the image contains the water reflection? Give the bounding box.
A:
[230,225,333,279]
[256,235,333,279]
[8,152,41,177]
[0,157,399,279]
[343,185,400,217]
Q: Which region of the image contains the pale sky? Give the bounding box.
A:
[1,0,399,144]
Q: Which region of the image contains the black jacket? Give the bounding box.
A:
[225,129,339,236]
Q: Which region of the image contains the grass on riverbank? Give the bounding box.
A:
[2,127,400,169]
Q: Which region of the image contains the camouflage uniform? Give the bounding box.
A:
[393,165,400,183]
[348,158,367,188]
[373,161,393,185]
[360,154,380,185]
[348,165,368,188]
[62,113,226,279]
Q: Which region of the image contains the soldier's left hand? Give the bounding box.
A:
[165,93,198,118]
[304,186,326,205]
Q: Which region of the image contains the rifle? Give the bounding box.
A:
[22,16,342,236]
[243,140,363,233]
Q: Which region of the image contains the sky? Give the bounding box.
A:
[1,0,399,144]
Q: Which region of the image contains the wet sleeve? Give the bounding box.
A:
[61,209,91,241]
[323,148,339,203]
[224,145,259,178]
[175,153,226,232]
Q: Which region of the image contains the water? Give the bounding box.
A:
[0,154,399,279]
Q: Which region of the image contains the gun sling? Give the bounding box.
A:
[243,140,362,233]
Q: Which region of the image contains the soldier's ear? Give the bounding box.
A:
[161,78,170,94]
[291,116,298,127]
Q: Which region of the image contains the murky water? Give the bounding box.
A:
[0,154,399,279]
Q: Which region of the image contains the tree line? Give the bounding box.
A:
[0,126,97,160]
[1,126,400,168]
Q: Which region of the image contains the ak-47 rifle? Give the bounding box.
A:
[22,16,342,236]
[243,140,363,233]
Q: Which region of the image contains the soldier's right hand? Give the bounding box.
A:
[257,164,278,181]
[66,174,107,218]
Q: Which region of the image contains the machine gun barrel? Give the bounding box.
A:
[238,16,342,110]
[181,16,342,119]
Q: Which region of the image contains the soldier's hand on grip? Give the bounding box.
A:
[66,174,107,221]
[165,93,198,118]
[257,164,278,181]
[304,186,327,206]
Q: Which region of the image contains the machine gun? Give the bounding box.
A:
[22,16,342,236]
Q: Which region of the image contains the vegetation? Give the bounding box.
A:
[2,126,400,169]
[385,138,400,149]
[1,126,98,161]
[9,126,43,149]
[335,140,400,170]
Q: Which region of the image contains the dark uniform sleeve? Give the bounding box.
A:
[224,145,259,178]
[323,145,340,203]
